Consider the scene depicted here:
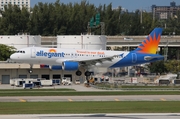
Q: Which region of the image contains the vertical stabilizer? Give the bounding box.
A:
[134,28,163,54]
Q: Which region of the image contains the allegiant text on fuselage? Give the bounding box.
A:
[36,50,65,58]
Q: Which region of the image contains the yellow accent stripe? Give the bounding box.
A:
[68,99,73,102]
[20,99,27,102]
[115,98,119,101]
[160,98,166,101]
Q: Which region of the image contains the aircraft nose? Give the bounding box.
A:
[10,54,17,60]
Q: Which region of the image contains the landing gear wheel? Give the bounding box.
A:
[76,70,82,76]
[85,71,91,76]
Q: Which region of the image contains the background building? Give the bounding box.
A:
[152,1,180,20]
[57,35,107,50]
[0,0,30,11]
[0,34,41,49]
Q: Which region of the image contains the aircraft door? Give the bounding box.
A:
[71,53,74,58]
[132,53,137,63]
[31,48,36,58]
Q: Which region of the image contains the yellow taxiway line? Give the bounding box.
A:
[68,99,73,102]
[160,98,166,101]
[20,99,27,102]
[115,98,120,101]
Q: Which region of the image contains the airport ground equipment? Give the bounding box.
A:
[52,79,61,85]
[10,79,16,86]
[14,79,25,87]
[62,77,71,85]
[41,79,61,86]
[155,73,178,85]
[30,80,41,87]
[172,79,180,84]
[23,83,34,89]
[75,79,80,84]
[41,80,53,86]
[84,77,96,87]
[12,78,41,87]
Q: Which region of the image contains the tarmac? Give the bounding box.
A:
[1,114,180,119]
[0,84,103,91]
[1,84,180,119]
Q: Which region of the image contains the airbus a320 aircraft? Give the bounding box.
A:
[10,28,164,76]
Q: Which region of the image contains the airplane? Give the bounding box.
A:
[10,27,164,76]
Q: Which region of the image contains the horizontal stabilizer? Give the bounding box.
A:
[144,56,164,61]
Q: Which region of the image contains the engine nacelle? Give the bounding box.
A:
[50,65,62,70]
[62,61,79,71]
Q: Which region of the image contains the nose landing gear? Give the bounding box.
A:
[28,70,33,74]
[28,64,33,74]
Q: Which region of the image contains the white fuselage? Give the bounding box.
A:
[10,47,130,68]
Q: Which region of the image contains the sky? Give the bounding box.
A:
[30,0,180,12]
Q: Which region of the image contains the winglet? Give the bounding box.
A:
[134,28,163,54]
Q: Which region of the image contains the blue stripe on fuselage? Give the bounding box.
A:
[110,52,164,68]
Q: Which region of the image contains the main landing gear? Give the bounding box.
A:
[84,71,91,76]
[76,70,82,76]
[75,70,91,87]
[75,70,91,76]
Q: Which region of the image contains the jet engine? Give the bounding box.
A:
[62,61,79,71]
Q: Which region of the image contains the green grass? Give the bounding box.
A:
[0,101,180,114]
[0,88,76,91]
[0,90,180,96]
[121,85,180,88]
[96,84,180,89]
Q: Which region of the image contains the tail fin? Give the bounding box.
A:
[134,28,163,54]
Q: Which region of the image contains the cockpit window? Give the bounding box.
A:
[16,50,25,53]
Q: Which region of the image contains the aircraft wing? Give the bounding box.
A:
[68,55,120,66]
[144,56,164,61]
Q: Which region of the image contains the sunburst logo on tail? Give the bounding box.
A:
[138,33,161,54]
[134,28,162,54]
